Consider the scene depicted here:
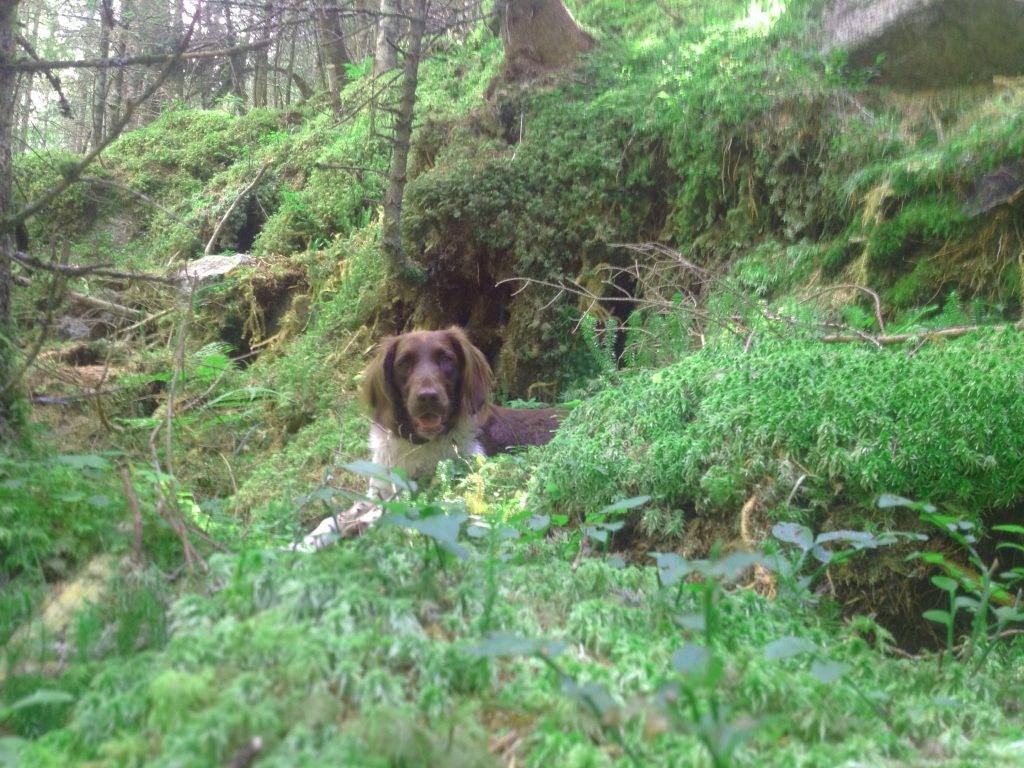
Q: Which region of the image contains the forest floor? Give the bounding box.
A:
[4,1,1024,766]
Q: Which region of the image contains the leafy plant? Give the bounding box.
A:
[882,495,1024,669]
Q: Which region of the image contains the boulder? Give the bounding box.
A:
[821,0,1024,88]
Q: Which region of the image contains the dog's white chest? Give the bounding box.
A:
[368,420,483,490]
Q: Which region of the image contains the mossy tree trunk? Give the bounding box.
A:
[0,0,24,438]
[498,0,594,78]
[381,0,426,279]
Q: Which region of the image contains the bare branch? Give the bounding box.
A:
[1,38,274,73]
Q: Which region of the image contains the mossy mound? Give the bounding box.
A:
[531,328,1024,539]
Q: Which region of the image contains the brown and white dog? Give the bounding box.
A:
[295,327,564,550]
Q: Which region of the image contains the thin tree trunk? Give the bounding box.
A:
[252,2,273,107]
[315,1,351,114]
[17,4,39,146]
[382,0,426,278]
[374,0,400,76]
[284,19,298,105]
[91,0,115,149]
[222,0,247,102]
[0,0,23,436]
[109,0,132,125]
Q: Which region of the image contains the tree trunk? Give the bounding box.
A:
[373,0,400,76]
[382,0,426,278]
[500,0,594,79]
[222,0,247,103]
[314,1,352,114]
[110,0,131,126]
[91,0,115,149]
[0,0,23,436]
[252,2,273,108]
[17,4,39,146]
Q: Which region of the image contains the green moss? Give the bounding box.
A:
[531,328,1024,535]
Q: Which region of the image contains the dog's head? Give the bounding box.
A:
[360,327,493,443]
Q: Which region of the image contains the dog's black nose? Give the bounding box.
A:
[416,389,441,407]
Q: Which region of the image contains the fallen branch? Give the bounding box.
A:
[12,250,179,286]
[15,274,143,320]
[204,164,270,256]
[820,323,1023,346]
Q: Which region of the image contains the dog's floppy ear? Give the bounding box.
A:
[360,336,399,424]
[447,326,493,415]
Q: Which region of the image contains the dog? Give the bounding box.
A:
[294,327,564,550]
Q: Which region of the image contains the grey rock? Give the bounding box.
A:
[822,0,1024,88]
[57,316,91,341]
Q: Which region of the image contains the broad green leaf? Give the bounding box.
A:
[810,659,849,684]
[764,636,817,660]
[53,454,110,470]
[343,461,417,493]
[922,609,952,626]
[527,514,551,532]
[772,522,813,550]
[674,613,706,632]
[596,496,651,516]
[465,632,566,659]
[673,643,710,674]
[931,576,958,593]
[651,552,691,587]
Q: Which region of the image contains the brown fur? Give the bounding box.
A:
[359,327,563,453]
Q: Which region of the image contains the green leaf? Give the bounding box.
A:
[993,524,1024,536]
[527,514,550,532]
[465,632,566,659]
[931,575,958,593]
[764,636,817,660]
[672,643,710,675]
[53,454,110,470]
[810,659,849,684]
[922,609,952,627]
[651,552,691,587]
[596,496,651,516]
[674,613,706,632]
[4,689,75,714]
[772,522,813,550]
[343,461,417,493]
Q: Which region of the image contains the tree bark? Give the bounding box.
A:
[500,0,594,79]
[382,0,426,278]
[222,0,247,103]
[373,0,401,76]
[109,0,132,126]
[314,0,352,114]
[0,0,23,436]
[91,0,115,149]
[252,2,273,108]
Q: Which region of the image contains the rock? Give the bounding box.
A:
[821,0,1024,88]
[962,160,1024,217]
[176,253,254,288]
[57,315,91,341]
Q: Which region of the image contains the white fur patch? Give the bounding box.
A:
[292,416,483,552]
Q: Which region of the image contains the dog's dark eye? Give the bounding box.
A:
[435,352,456,373]
[395,353,414,370]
